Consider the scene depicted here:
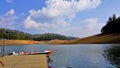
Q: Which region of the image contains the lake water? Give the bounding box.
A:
[0,44,120,68]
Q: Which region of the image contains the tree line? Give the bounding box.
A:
[101,14,120,34]
[33,33,77,41]
[0,28,77,40]
[0,28,32,40]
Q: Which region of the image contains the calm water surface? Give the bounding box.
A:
[0,44,120,68]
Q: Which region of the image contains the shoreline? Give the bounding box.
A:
[0,34,120,46]
[0,39,68,46]
[63,34,120,44]
[0,40,45,46]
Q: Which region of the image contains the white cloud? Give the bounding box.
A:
[80,18,105,37]
[6,9,15,15]
[84,18,99,29]
[57,18,105,38]
[75,0,101,11]
[24,16,70,31]
[24,16,40,29]
[0,9,17,29]
[28,0,101,19]
[24,0,102,37]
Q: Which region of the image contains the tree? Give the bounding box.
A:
[0,28,76,41]
[101,14,120,34]
[0,28,32,40]
[32,33,77,41]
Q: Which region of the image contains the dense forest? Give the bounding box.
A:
[101,14,120,34]
[0,28,32,40]
[0,28,76,40]
[33,33,77,41]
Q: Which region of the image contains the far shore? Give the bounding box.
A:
[0,40,45,46]
[0,39,68,45]
[0,34,120,46]
[63,34,120,44]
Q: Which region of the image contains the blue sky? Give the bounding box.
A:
[0,0,120,38]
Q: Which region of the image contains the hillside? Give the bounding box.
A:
[64,34,120,44]
[33,33,77,41]
[0,28,77,41]
[0,28,32,40]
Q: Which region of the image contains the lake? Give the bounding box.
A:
[0,44,120,68]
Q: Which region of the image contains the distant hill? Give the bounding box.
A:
[0,28,32,40]
[32,33,77,41]
[0,28,77,41]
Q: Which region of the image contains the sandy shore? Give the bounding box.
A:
[0,39,67,46]
[64,34,120,44]
[0,40,45,45]
[46,39,67,44]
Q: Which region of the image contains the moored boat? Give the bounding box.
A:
[8,49,53,55]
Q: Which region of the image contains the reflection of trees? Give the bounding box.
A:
[104,45,120,67]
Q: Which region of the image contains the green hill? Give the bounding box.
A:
[32,33,77,41]
[0,28,77,41]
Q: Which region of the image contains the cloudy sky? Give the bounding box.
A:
[0,0,120,38]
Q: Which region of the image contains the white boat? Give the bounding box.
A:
[8,49,53,55]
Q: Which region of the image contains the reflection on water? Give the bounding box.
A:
[103,44,120,67]
[0,44,119,68]
[51,44,115,68]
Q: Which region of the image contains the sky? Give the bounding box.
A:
[0,0,120,38]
